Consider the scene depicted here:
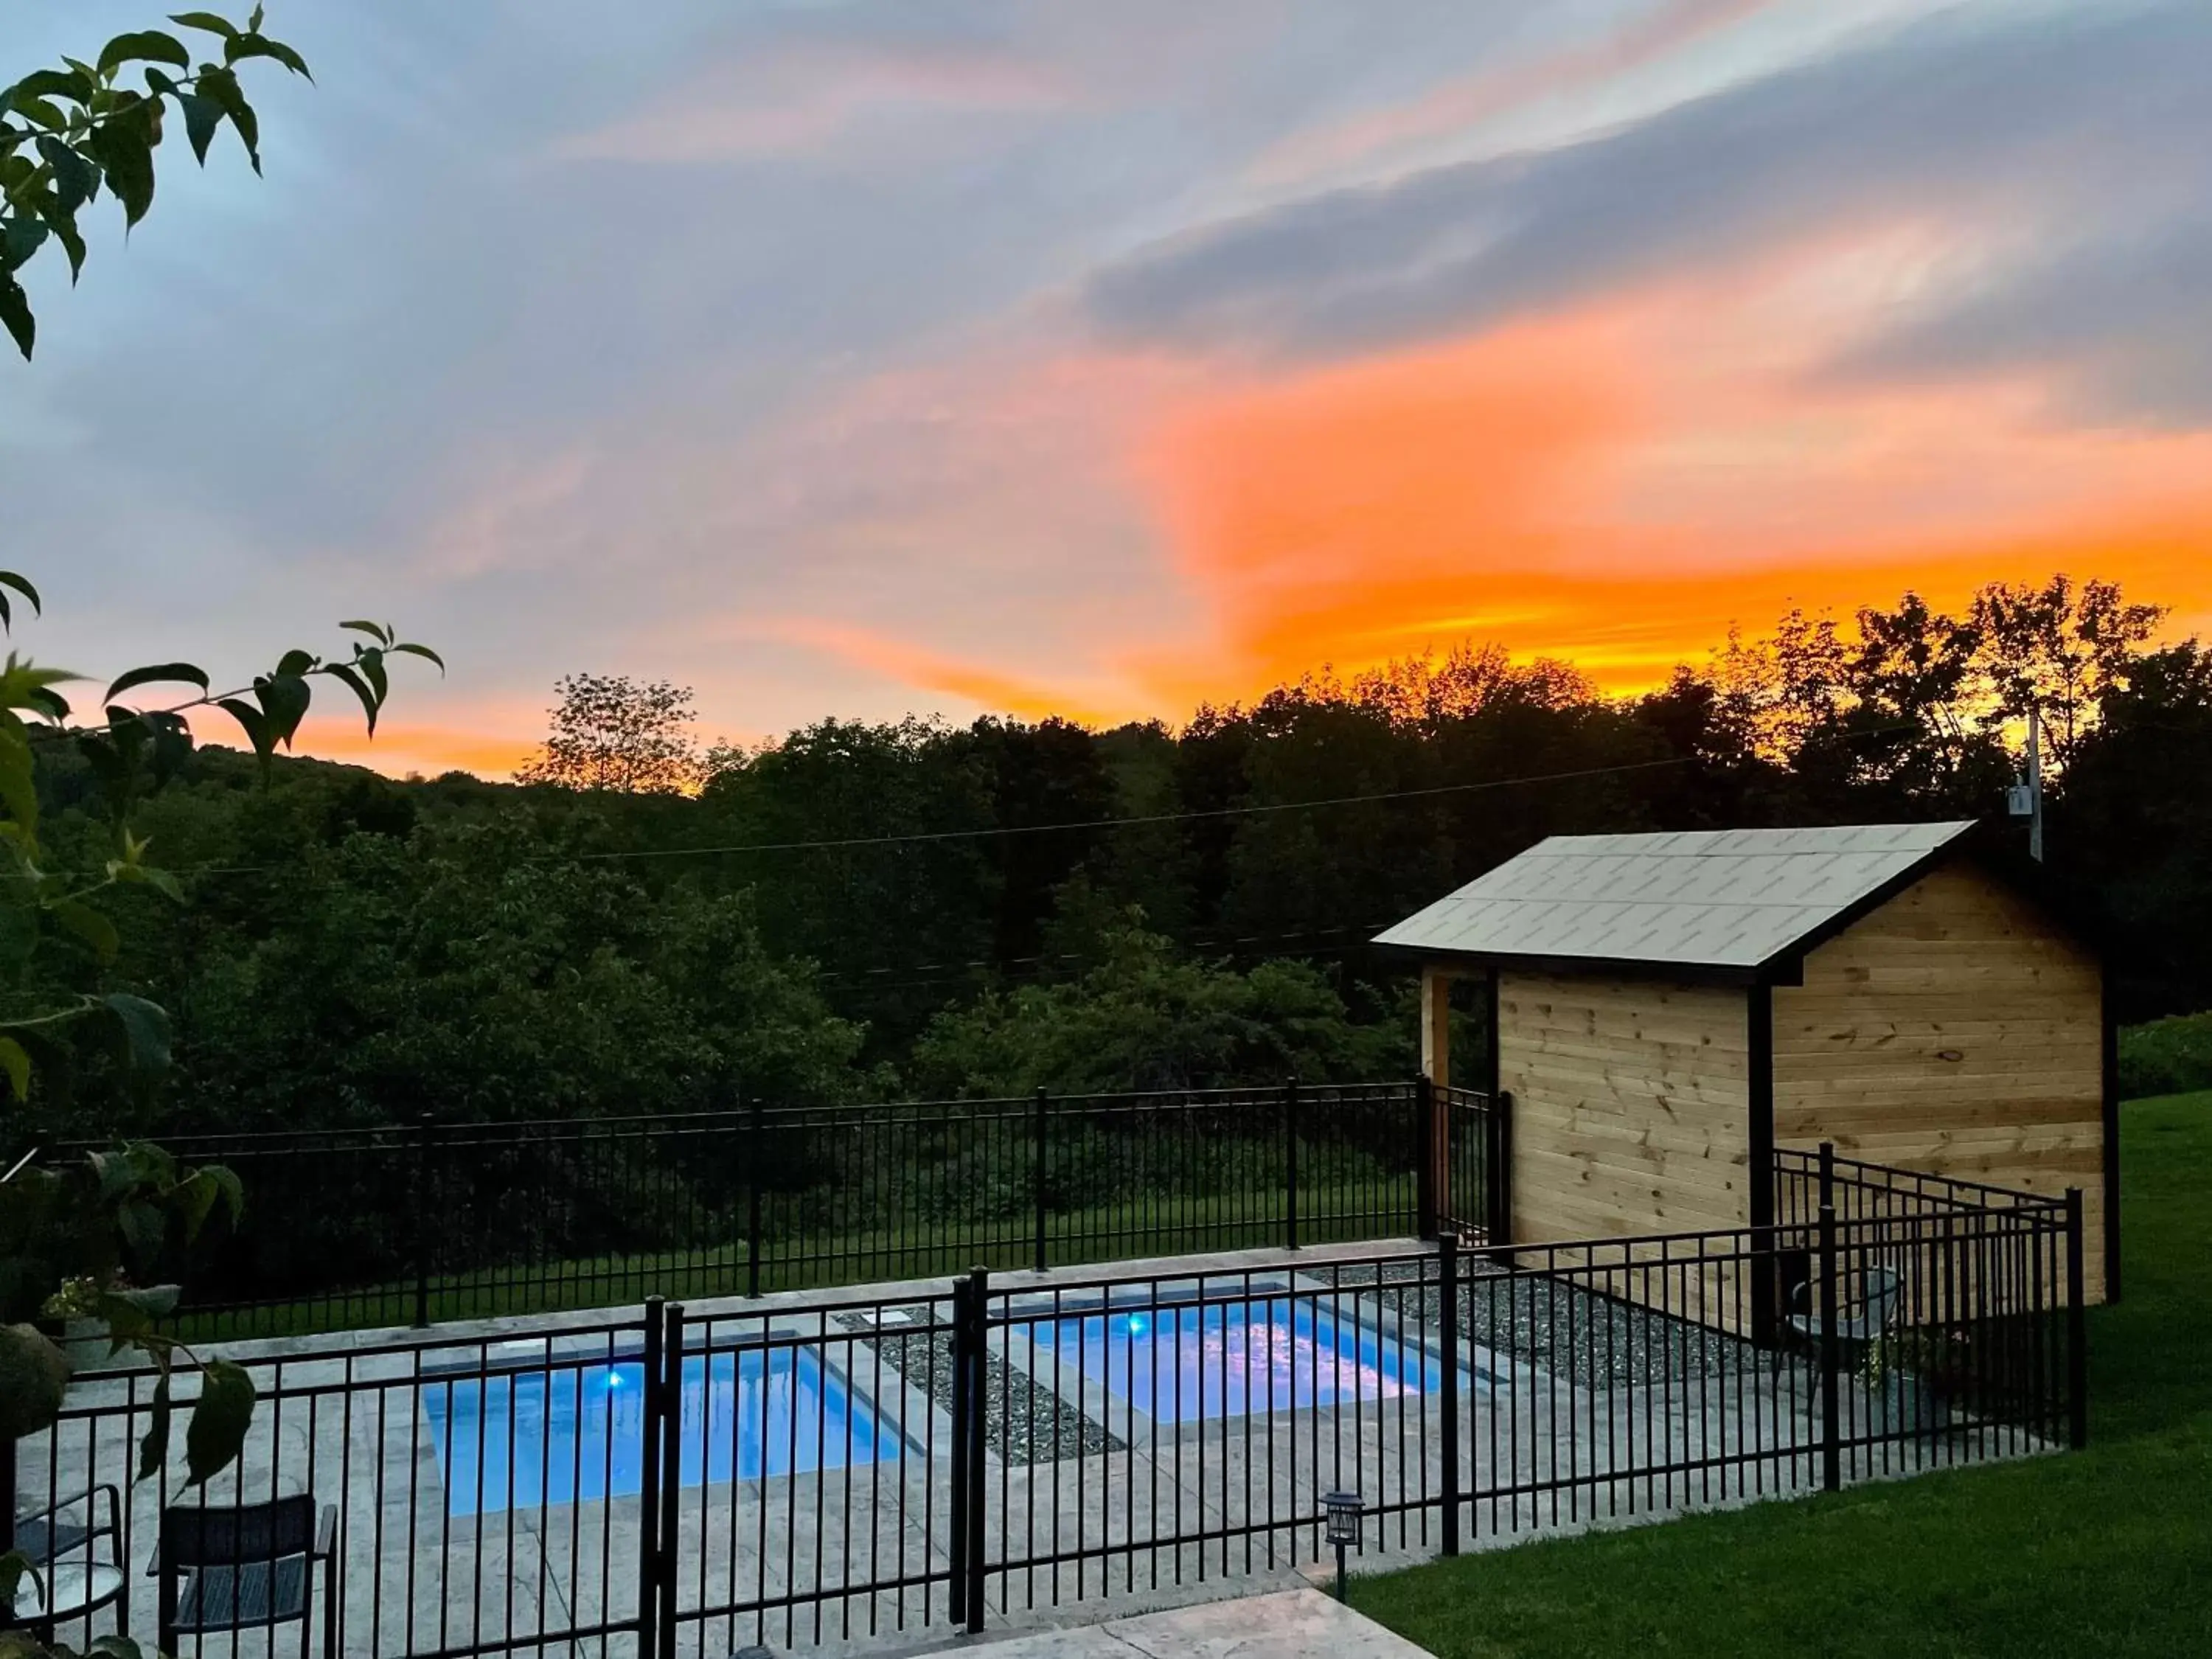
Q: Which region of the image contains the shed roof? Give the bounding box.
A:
[1372,821,1978,975]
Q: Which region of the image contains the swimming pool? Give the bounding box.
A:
[423,1346,900,1515]
[1023,1295,1464,1423]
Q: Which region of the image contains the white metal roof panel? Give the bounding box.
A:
[1372,821,1976,970]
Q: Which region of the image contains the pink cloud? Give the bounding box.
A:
[557,42,1075,164]
[1248,0,1776,187]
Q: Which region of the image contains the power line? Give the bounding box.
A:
[175,709,1993,880]
[177,751,1691,878]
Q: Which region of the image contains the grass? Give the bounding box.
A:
[1352,1093,2212,1659]
[178,1180,1417,1341]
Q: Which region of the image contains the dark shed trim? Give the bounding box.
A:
[1374,943,1761,988]
[1747,981,1777,1343]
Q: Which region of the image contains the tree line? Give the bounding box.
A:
[18,572,2211,1139]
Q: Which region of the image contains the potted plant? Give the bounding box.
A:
[1860,1328,1958,1433]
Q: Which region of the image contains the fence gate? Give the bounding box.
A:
[1436,1085,1507,1246]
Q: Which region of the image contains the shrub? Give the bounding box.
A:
[2118,1011,2212,1100]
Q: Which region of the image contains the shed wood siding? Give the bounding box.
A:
[1498,973,1753,1244]
[1772,863,2107,1302]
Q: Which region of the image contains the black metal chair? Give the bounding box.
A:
[151,1495,338,1659]
[14,1483,123,1571]
[12,1484,127,1636]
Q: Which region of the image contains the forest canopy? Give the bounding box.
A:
[18,573,2212,1137]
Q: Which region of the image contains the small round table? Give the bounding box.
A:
[12,1561,128,1639]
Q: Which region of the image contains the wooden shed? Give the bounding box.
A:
[1376,821,2118,1303]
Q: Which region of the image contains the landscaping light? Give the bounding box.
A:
[1323,1490,1363,1600]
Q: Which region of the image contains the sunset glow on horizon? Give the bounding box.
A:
[15,1,2212,778]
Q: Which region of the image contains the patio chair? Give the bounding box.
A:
[1769,1264,1904,1385]
[14,1483,122,1570]
[11,1485,127,1636]
[150,1495,338,1659]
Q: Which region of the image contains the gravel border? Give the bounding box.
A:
[836,1307,1122,1465]
[1312,1259,1759,1390]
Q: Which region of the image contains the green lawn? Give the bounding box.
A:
[1353,1093,2212,1658]
[180,1180,1416,1340]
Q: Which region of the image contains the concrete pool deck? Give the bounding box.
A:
[930,1588,1434,1659]
[28,1237,2058,1659]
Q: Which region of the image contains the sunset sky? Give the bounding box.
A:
[9,0,2212,776]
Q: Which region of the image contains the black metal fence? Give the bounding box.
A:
[15,1158,2084,1658]
[50,1083,1499,1340]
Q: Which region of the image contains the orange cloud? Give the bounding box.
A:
[288,717,542,780]
[1129,248,2212,703]
[770,620,1131,728]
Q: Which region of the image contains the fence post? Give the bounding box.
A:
[745,1093,765,1299]
[638,1295,665,1659]
[1490,1090,1514,1259]
[411,1113,436,1328]
[1818,1190,1841,1493]
[1414,1074,1437,1239]
[2065,1186,2089,1450]
[962,1266,990,1633]
[1438,1231,1461,1557]
[1033,1087,1050,1274]
[1284,1076,1301,1252]
[658,1302,685,1659]
[947,1274,972,1628]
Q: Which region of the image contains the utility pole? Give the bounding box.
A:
[2008,703,2044,861]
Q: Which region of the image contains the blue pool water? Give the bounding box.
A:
[422,1348,898,1515]
[1026,1296,1453,1422]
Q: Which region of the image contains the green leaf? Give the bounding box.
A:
[25,686,69,722]
[191,66,257,171]
[0,215,49,274]
[12,68,95,105]
[116,1199,165,1264]
[38,136,100,218]
[274,647,316,678]
[255,671,310,747]
[0,1323,71,1439]
[99,31,192,78]
[390,641,446,673]
[0,1036,27,1102]
[324,662,379,737]
[170,13,242,41]
[0,274,32,361]
[340,619,391,644]
[103,991,172,1074]
[37,200,91,283]
[355,647,388,709]
[0,214,49,274]
[106,661,208,703]
[0,727,39,827]
[86,119,153,228]
[10,97,67,133]
[138,1366,173,1481]
[215,695,273,767]
[184,1358,256,1486]
[175,91,221,164]
[97,1284,180,1346]
[226,35,313,80]
[115,861,184,902]
[51,898,120,961]
[0,572,41,620]
[203,1161,244,1225]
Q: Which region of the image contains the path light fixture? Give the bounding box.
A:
[1323,1490,1364,1601]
